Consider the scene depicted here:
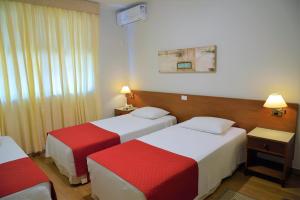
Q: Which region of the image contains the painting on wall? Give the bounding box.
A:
[158,45,216,73]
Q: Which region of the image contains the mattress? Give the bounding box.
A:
[87,124,246,200]
[45,114,177,184]
[0,136,52,200]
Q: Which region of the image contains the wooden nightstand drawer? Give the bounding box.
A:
[248,136,285,156]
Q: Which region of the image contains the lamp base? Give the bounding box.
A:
[272,108,286,117]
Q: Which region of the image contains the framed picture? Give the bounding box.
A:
[158,45,216,73]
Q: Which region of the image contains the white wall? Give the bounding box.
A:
[125,0,300,168]
[99,5,129,117]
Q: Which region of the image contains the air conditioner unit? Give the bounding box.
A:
[117,4,146,26]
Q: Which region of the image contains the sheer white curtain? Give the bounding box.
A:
[0,0,101,153]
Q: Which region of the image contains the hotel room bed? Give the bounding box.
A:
[87,122,246,200]
[0,136,54,200]
[46,113,177,184]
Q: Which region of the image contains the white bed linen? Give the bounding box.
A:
[45,114,176,184]
[87,125,246,200]
[0,136,27,164]
[0,136,52,200]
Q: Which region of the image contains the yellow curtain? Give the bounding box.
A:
[0,0,101,153]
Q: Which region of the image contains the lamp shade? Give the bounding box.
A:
[120,86,131,94]
[263,93,287,109]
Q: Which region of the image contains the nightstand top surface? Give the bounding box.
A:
[115,107,137,111]
[248,127,295,143]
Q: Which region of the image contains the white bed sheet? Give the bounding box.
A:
[0,136,27,164]
[45,114,177,184]
[0,136,52,200]
[87,124,246,200]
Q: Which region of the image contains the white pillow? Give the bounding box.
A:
[131,107,169,119]
[180,117,235,134]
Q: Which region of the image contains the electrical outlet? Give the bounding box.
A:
[181,95,188,101]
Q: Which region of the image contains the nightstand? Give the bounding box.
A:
[114,107,137,116]
[246,127,295,187]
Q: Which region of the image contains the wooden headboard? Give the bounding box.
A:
[127,90,298,133]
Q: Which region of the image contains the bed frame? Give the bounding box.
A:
[127,90,298,133]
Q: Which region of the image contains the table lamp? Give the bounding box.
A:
[120,85,131,109]
[263,93,287,117]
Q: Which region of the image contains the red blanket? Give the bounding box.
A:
[49,123,120,176]
[89,140,198,200]
[0,157,56,199]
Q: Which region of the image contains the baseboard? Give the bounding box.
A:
[28,150,45,157]
[292,168,300,175]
